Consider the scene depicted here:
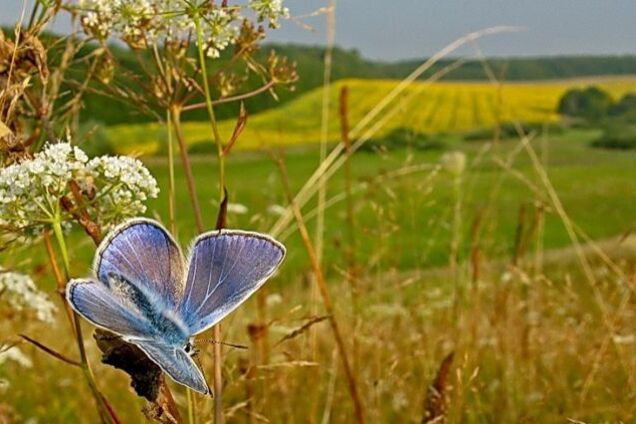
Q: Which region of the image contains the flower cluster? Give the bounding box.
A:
[0,346,33,368]
[77,0,288,57]
[0,142,159,242]
[0,143,88,236]
[86,155,160,223]
[249,0,289,28]
[0,269,57,324]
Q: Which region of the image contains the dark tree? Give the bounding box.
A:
[557,86,614,122]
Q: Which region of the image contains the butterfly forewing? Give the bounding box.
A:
[67,279,154,338]
[95,219,185,308]
[180,231,285,335]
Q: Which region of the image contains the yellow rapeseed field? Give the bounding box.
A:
[108,76,636,155]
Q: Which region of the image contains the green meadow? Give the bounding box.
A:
[140,128,636,277]
[5,126,636,422]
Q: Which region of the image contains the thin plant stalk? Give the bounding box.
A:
[167,109,195,423]
[339,86,357,285]
[315,0,336,265]
[193,15,226,424]
[449,164,464,318]
[170,105,205,233]
[166,110,177,235]
[311,10,336,413]
[276,156,365,424]
[42,231,74,325]
[339,85,359,371]
[171,105,208,421]
[193,15,225,194]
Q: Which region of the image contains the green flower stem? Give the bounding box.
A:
[186,386,195,424]
[194,14,225,198]
[194,13,225,424]
[167,108,192,421]
[167,109,177,235]
[51,219,71,276]
[51,217,117,424]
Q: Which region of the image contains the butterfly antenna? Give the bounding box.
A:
[194,338,248,350]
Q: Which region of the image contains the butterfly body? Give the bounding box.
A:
[66,218,285,395]
[104,273,190,345]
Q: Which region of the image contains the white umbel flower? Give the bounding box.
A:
[0,142,159,242]
[249,0,289,28]
[76,1,288,56]
[0,346,33,368]
[0,269,57,324]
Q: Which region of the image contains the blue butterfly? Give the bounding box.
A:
[66,218,285,395]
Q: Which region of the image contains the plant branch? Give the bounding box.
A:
[181,80,275,112]
[170,105,205,232]
[20,334,82,367]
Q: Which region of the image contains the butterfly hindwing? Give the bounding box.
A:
[66,279,153,338]
[95,219,185,308]
[134,339,209,395]
[179,230,285,335]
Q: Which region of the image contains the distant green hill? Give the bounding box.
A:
[6,27,636,125]
[264,44,636,82]
[205,45,636,121]
[83,43,636,125]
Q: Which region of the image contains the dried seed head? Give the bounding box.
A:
[441,151,466,177]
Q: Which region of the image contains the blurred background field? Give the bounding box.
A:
[105,77,636,154]
[2,2,636,423]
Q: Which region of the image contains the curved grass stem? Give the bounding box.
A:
[276,156,366,424]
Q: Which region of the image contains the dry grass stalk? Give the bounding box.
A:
[274,315,330,348]
[19,334,81,367]
[170,105,205,233]
[315,0,336,265]
[339,86,358,289]
[275,155,366,424]
[469,210,484,286]
[338,84,362,377]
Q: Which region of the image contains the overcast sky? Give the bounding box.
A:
[1,0,635,61]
